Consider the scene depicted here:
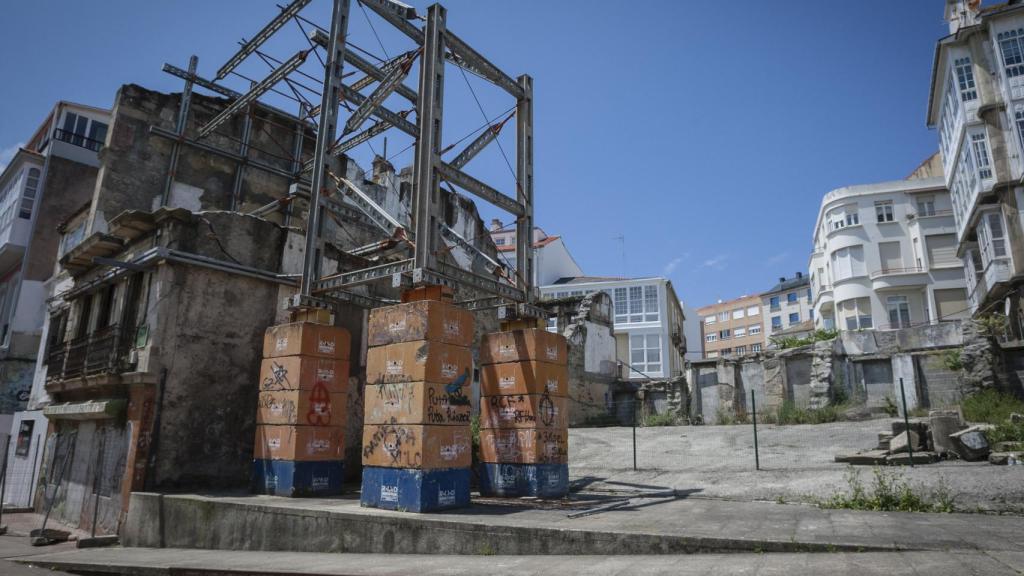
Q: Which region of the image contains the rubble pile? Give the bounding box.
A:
[835,410,1023,466]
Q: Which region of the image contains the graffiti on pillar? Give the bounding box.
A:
[261,361,291,391]
[305,381,332,425]
[0,360,34,413]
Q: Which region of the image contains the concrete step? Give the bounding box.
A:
[15,548,1024,576]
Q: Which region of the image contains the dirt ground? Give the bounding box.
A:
[569,419,1024,513]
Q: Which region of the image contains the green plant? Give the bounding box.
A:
[986,420,1024,444]
[641,412,679,427]
[943,349,964,372]
[960,389,1024,424]
[819,466,955,513]
[882,396,899,417]
[715,406,736,425]
[976,314,1009,339]
[771,329,840,350]
[770,400,847,425]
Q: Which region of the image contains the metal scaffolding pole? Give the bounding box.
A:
[300,0,350,297]
[516,74,535,300]
[412,4,446,272]
[160,55,198,207]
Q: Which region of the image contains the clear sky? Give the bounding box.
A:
[0,1,949,308]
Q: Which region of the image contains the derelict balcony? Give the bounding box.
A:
[46,324,135,393]
[53,128,104,152]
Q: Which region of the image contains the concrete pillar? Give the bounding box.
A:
[891,353,918,415]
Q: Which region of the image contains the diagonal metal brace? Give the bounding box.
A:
[328,172,406,238]
[447,112,514,170]
[199,50,309,138]
[216,0,311,80]
[437,161,524,216]
[439,223,503,274]
[342,50,418,135]
[341,85,418,137]
[310,29,418,104]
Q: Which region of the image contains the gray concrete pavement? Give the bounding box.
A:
[570,421,1024,513]
[15,547,1024,575]
[0,535,75,576]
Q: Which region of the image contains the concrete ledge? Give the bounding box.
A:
[123,492,898,555]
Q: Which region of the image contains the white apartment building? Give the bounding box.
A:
[540,276,686,381]
[489,220,583,287]
[810,177,970,332]
[927,0,1024,338]
[761,272,814,337]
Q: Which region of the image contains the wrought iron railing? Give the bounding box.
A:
[53,128,104,152]
[47,324,131,381]
[869,266,925,280]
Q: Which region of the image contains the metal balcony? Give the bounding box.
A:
[53,128,104,152]
[47,324,132,382]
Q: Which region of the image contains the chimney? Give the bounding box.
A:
[945,0,980,34]
[371,155,395,185]
[490,218,502,231]
[779,277,785,283]
[796,271,803,278]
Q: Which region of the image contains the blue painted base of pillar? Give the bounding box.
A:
[478,463,569,498]
[360,466,471,512]
[251,459,344,497]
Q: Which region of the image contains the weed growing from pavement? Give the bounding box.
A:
[961,389,1024,424]
[641,412,680,426]
[818,466,955,513]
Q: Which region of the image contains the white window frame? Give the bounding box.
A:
[971,132,993,180]
[875,200,894,223]
[886,295,912,329]
[629,333,662,376]
[734,327,746,338]
[746,306,759,316]
[955,56,977,102]
[749,324,762,335]
[731,308,744,320]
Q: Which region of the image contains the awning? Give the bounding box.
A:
[43,399,126,421]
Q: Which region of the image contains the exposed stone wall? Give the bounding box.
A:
[26,156,97,281]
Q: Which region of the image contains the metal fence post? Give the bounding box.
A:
[0,435,10,530]
[751,390,760,471]
[899,377,914,468]
[90,428,106,538]
[632,401,638,471]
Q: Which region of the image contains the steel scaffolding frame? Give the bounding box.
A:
[157,0,538,318]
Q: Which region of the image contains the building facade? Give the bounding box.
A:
[809,177,970,333]
[540,276,686,381]
[696,295,765,358]
[1,102,110,509]
[927,0,1024,339]
[488,219,583,286]
[761,272,814,339]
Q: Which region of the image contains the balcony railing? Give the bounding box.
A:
[869,266,925,280]
[53,128,104,152]
[47,324,132,381]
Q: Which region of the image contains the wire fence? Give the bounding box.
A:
[570,378,949,474]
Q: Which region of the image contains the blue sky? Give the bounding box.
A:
[0,1,949,307]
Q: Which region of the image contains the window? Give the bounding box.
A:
[827,206,859,231]
[88,121,108,146]
[720,348,732,356]
[934,288,968,321]
[971,133,993,179]
[789,312,799,325]
[19,168,40,220]
[494,237,506,245]
[769,296,780,311]
[643,285,659,322]
[840,298,872,330]
[916,196,936,217]
[59,222,86,257]
[999,28,1024,79]
[735,346,747,354]
[749,324,762,335]
[717,311,728,322]
[613,288,627,323]
[925,234,958,268]
[886,296,911,329]
[787,292,797,304]
[746,306,759,316]
[706,351,719,359]
[955,57,977,102]
[734,327,746,338]
[806,288,812,303]
[705,334,717,343]
[875,201,894,223]
[719,329,731,340]
[771,316,782,330]
[731,308,744,320]
[830,246,866,281]
[751,343,762,353]
[630,334,661,375]
[1016,108,1024,155]
[987,212,1007,258]
[545,316,557,333]
[704,315,716,324]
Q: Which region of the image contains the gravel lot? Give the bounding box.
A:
[569,419,1024,513]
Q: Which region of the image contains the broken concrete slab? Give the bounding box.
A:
[835,449,889,465]
[993,441,1024,453]
[950,426,991,462]
[76,535,119,549]
[887,451,939,466]
[876,431,893,451]
[892,419,929,438]
[889,430,921,454]
[929,410,963,455]
[988,452,1023,465]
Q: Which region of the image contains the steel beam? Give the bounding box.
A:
[216,0,312,80]
[436,161,523,216]
[198,50,309,139]
[160,55,198,207]
[334,176,405,236]
[412,4,446,272]
[150,125,300,182]
[333,119,392,155]
[358,0,422,43]
[448,113,512,170]
[439,223,501,273]
[340,86,418,136]
[445,31,525,99]
[435,261,525,301]
[229,81,256,211]
[286,102,307,227]
[163,62,240,99]
[516,74,535,300]
[311,30,418,104]
[313,258,415,293]
[300,0,350,297]
[342,51,417,135]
